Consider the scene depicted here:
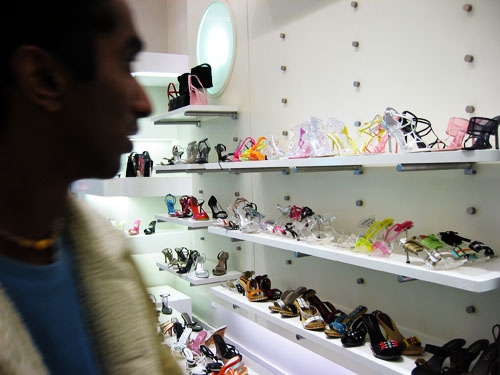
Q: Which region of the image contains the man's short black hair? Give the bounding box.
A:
[1,0,118,131]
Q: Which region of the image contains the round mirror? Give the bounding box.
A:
[196,1,235,97]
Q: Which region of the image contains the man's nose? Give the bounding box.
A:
[133,79,152,118]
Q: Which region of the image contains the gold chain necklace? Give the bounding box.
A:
[0,224,58,250]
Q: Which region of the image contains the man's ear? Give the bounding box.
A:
[10,46,68,112]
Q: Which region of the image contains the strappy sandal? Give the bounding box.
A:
[374,310,424,355]
[305,291,343,325]
[441,339,489,375]
[238,273,267,302]
[467,324,499,375]
[294,297,326,330]
[412,338,466,375]
[341,317,367,347]
[268,286,307,317]
[254,275,282,300]
[325,305,367,338]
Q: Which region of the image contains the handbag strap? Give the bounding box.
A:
[167,82,178,100]
[188,74,206,92]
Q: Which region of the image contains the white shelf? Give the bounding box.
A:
[147,285,192,316]
[155,214,217,228]
[151,105,238,125]
[128,230,189,254]
[157,261,240,286]
[211,286,429,375]
[131,52,188,87]
[208,227,500,293]
[71,176,192,197]
[151,149,500,174]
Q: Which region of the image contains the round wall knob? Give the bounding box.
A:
[351,1,358,8]
[232,136,239,142]
[462,4,472,12]
[464,55,474,63]
[355,200,363,207]
[354,121,361,127]
[465,105,475,114]
[353,81,361,87]
[281,98,288,104]
[352,41,359,47]
[279,33,286,39]
[280,65,287,71]
[282,130,289,136]
[466,305,476,313]
[466,207,477,215]
[356,278,364,284]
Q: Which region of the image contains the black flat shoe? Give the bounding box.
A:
[144,220,156,235]
[412,338,466,375]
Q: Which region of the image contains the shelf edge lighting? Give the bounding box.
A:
[131,52,188,85]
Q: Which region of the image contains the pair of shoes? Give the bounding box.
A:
[128,219,141,235]
[213,251,229,276]
[177,250,199,274]
[208,195,228,219]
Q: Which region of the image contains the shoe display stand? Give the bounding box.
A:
[151,105,238,125]
[157,261,241,286]
[71,175,193,197]
[210,286,429,375]
[208,227,500,293]
[147,285,192,316]
[155,214,218,229]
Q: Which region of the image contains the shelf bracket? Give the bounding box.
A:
[232,304,240,310]
[230,238,244,242]
[155,169,190,174]
[294,252,311,258]
[184,110,238,120]
[187,227,206,231]
[154,120,201,126]
[227,167,290,174]
[295,334,305,341]
[397,162,475,174]
[292,165,363,174]
[397,275,417,283]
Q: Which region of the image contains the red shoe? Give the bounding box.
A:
[189,196,209,220]
[178,195,193,218]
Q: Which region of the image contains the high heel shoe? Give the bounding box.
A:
[175,247,189,266]
[128,219,140,235]
[161,248,174,264]
[412,338,466,375]
[144,220,156,235]
[178,195,193,218]
[363,312,401,361]
[187,330,207,355]
[439,117,469,151]
[189,196,209,220]
[467,324,499,375]
[231,137,255,161]
[305,290,342,325]
[341,317,368,347]
[215,143,234,162]
[171,145,185,164]
[208,195,228,219]
[184,141,198,164]
[177,250,199,274]
[444,339,490,375]
[161,293,172,315]
[181,312,203,332]
[203,325,227,347]
[294,297,326,330]
[213,251,229,276]
[462,116,500,150]
[374,310,424,355]
[165,194,181,217]
[213,334,242,363]
[254,274,282,301]
[325,305,367,338]
[195,138,211,164]
[194,253,209,278]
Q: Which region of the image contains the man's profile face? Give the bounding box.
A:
[64,0,151,179]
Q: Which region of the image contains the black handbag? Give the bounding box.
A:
[126,152,139,177]
[191,63,213,89]
[125,151,153,177]
[141,151,153,177]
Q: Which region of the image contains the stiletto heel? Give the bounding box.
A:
[128,219,140,235]
[187,330,207,355]
[165,194,181,217]
[208,195,228,219]
[363,312,401,361]
[203,325,227,347]
[175,247,189,266]
[462,116,500,150]
[213,334,242,363]
[213,251,229,276]
[181,312,203,332]
[178,195,193,218]
[161,293,172,315]
[177,250,199,274]
[144,220,156,235]
[215,143,233,162]
[189,196,209,220]
[195,138,211,164]
[171,145,185,164]
[194,253,209,278]
[294,297,326,330]
[184,141,198,164]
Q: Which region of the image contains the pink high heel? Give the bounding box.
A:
[128,220,141,235]
[187,330,207,355]
[231,137,255,162]
[437,117,469,151]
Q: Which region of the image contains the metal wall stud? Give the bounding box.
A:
[285,260,292,265]
[355,200,363,207]
[284,195,290,201]
[233,136,239,142]
[352,41,359,48]
[466,207,477,215]
[354,121,361,127]
[280,65,287,71]
[462,4,472,12]
[356,278,364,284]
[466,305,476,313]
[353,81,361,88]
[234,192,240,197]
[282,130,289,136]
[465,105,475,114]
[200,237,205,241]
[464,55,474,63]
[280,33,286,39]
[198,190,203,194]
[281,98,288,104]
[351,1,358,8]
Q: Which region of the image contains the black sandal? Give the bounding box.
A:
[341,316,367,347]
[412,338,466,375]
[468,324,499,375]
[363,312,401,361]
[215,143,234,162]
[195,138,211,164]
[442,339,489,375]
